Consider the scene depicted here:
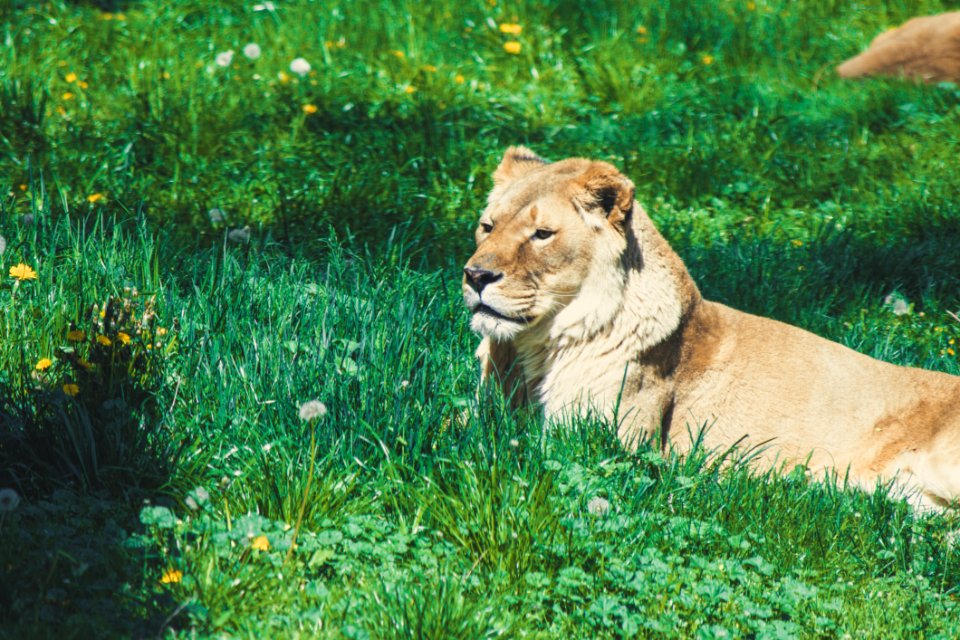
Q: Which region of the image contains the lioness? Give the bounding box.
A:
[463,147,960,507]
[837,11,960,83]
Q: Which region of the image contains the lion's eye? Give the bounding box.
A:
[532,229,555,240]
[479,222,493,233]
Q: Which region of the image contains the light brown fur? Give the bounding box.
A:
[464,148,960,508]
[837,12,960,82]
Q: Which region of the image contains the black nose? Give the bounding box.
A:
[463,266,503,293]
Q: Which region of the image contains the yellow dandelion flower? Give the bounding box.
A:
[791,239,804,248]
[251,535,270,551]
[701,54,715,65]
[67,329,86,341]
[35,358,53,371]
[503,41,522,55]
[9,263,38,281]
[390,50,406,59]
[117,332,132,345]
[87,193,104,204]
[421,64,438,73]
[636,25,648,35]
[454,73,465,84]
[746,1,757,10]
[62,383,80,397]
[56,105,67,116]
[96,335,112,346]
[949,348,956,357]
[115,13,126,21]
[949,338,956,345]
[62,92,75,101]
[499,23,522,35]
[18,183,27,191]
[302,103,318,114]
[156,327,168,337]
[160,568,183,584]
[404,85,416,94]
[100,12,114,20]
[65,72,78,83]
[79,81,89,89]
[278,71,290,84]
[78,358,94,370]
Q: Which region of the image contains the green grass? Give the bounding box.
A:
[2,0,960,637]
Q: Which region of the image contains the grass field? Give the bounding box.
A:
[2,0,960,637]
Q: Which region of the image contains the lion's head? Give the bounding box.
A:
[463,147,637,343]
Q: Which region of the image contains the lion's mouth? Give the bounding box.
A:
[473,303,529,324]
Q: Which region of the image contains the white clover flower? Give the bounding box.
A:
[299,399,328,421]
[215,50,235,67]
[0,488,21,512]
[587,496,610,517]
[289,57,311,76]
[243,43,262,60]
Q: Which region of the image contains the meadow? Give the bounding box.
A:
[2,0,960,637]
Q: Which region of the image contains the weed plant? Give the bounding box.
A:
[1,0,960,637]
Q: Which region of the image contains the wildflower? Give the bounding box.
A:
[65,72,78,83]
[701,54,715,65]
[404,85,416,94]
[390,50,406,59]
[117,332,132,345]
[421,64,438,73]
[87,193,105,204]
[278,70,291,83]
[67,329,85,341]
[160,568,183,584]
[251,535,270,551]
[10,263,38,280]
[0,488,20,512]
[156,327,168,337]
[499,23,522,35]
[791,239,803,248]
[298,400,327,421]
[253,1,276,11]
[227,226,251,244]
[18,183,27,191]
[243,43,262,60]
[62,383,80,397]
[747,1,757,10]
[215,50,235,67]
[884,293,911,317]
[454,73,465,84]
[302,103,318,114]
[79,81,89,89]
[587,496,611,517]
[636,25,648,35]
[949,348,957,357]
[289,57,311,76]
[62,91,75,101]
[35,358,53,371]
[503,41,522,54]
[208,207,226,223]
[96,335,112,346]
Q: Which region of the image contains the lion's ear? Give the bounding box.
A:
[493,146,547,185]
[575,163,635,228]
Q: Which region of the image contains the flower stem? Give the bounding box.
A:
[285,419,316,566]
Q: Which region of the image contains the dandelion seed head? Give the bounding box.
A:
[298,399,327,421]
[216,50,235,67]
[243,43,262,60]
[227,226,251,244]
[207,207,226,223]
[0,488,21,512]
[0,235,5,255]
[587,496,611,517]
[289,57,311,76]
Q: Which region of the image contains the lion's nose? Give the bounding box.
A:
[463,266,503,293]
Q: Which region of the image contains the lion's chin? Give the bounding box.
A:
[470,309,528,340]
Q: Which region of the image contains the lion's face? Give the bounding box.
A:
[463,147,636,342]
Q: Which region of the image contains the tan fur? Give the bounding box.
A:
[464,148,960,508]
[837,12,960,82]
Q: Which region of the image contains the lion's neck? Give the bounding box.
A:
[512,208,700,415]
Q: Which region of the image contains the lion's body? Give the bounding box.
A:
[837,12,960,83]
[464,148,960,507]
